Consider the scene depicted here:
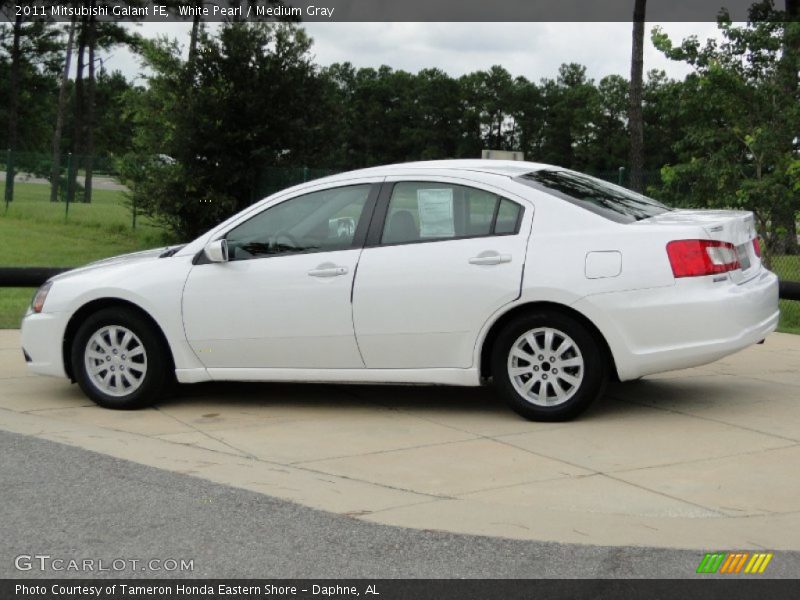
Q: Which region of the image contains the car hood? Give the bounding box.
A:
[49,245,185,282]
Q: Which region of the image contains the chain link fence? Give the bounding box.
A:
[2,150,121,207]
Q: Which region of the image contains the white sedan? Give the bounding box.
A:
[21,160,780,420]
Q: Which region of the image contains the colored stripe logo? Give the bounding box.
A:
[696,552,773,574]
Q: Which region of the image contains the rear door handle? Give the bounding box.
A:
[469,252,511,266]
[308,265,349,278]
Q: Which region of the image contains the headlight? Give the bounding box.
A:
[31,282,53,314]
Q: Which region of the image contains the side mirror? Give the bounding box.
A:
[204,239,229,263]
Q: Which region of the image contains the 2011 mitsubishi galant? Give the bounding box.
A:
[21,160,780,420]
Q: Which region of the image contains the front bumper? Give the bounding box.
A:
[574,269,780,381]
[20,311,69,378]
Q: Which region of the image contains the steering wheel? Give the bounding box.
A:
[273,231,300,250]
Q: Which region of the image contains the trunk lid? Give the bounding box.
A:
[637,209,761,283]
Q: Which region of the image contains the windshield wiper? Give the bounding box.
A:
[159,245,185,258]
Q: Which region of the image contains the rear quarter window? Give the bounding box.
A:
[516,169,670,224]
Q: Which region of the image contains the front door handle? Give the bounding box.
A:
[308,265,349,278]
[469,252,512,266]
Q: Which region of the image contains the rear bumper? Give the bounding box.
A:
[574,269,780,380]
[20,311,68,378]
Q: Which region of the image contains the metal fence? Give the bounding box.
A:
[2,150,119,206]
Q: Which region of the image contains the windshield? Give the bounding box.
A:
[516,169,671,223]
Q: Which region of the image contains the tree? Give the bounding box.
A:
[122,22,331,238]
[653,1,800,261]
[49,17,76,203]
[628,0,647,192]
[407,68,462,160]
[460,66,516,151]
[84,2,98,203]
[91,69,136,159]
[67,13,87,204]
[4,12,23,204]
[509,76,545,160]
[537,63,599,170]
[590,74,630,173]
[0,4,61,202]
[641,70,683,173]
[67,14,133,203]
[777,0,799,253]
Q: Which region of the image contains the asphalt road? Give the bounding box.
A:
[2,430,798,579]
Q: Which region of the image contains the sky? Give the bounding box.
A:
[102,22,723,84]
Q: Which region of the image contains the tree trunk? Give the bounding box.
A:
[68,17,88,205]
[83,7,97,204]
[5,15,23,204]
[189,13,201,68]
[628,0,646,193]
[778,0,800,254]
[50,18,77,203]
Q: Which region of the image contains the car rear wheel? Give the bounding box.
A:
[71,307,170,409]
[492,311,608,421]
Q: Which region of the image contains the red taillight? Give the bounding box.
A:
[752,237,761,257]
[666,240,741,278]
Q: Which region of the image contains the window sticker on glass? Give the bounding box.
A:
[417,188,455,238]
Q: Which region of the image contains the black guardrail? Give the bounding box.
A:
[781,280,800,301]
[1,266,800,301]
[0,267,71,287]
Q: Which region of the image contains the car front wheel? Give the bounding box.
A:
[71,307,170,409]
[492,311,608,421]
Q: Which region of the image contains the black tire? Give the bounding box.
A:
[71,307,171,409]
[491,311,608,421]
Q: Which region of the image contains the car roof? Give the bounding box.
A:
[323,159,558,181]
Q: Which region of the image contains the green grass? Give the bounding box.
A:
[0,181,173,328]
[771,255,800,335]
[1,181,156,232]
[0,289,33,329]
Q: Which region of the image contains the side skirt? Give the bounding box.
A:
[192,367,482,387]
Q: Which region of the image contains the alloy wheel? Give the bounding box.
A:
[506,327,585,407]
[84,325,148,397]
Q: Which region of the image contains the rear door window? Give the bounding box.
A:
[381,182,522,245]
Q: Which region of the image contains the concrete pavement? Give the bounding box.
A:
[5,429,800,578]
[1,328,799,551]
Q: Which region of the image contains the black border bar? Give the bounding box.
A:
[2,0,778,23]
[3,579,800,600]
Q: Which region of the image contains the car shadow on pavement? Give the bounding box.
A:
[158,378,685,422]
[164,380,503,412]
[608,375,766,407]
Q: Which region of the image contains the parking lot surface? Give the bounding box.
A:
[5,429,800,578]
[2,329,799,550]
